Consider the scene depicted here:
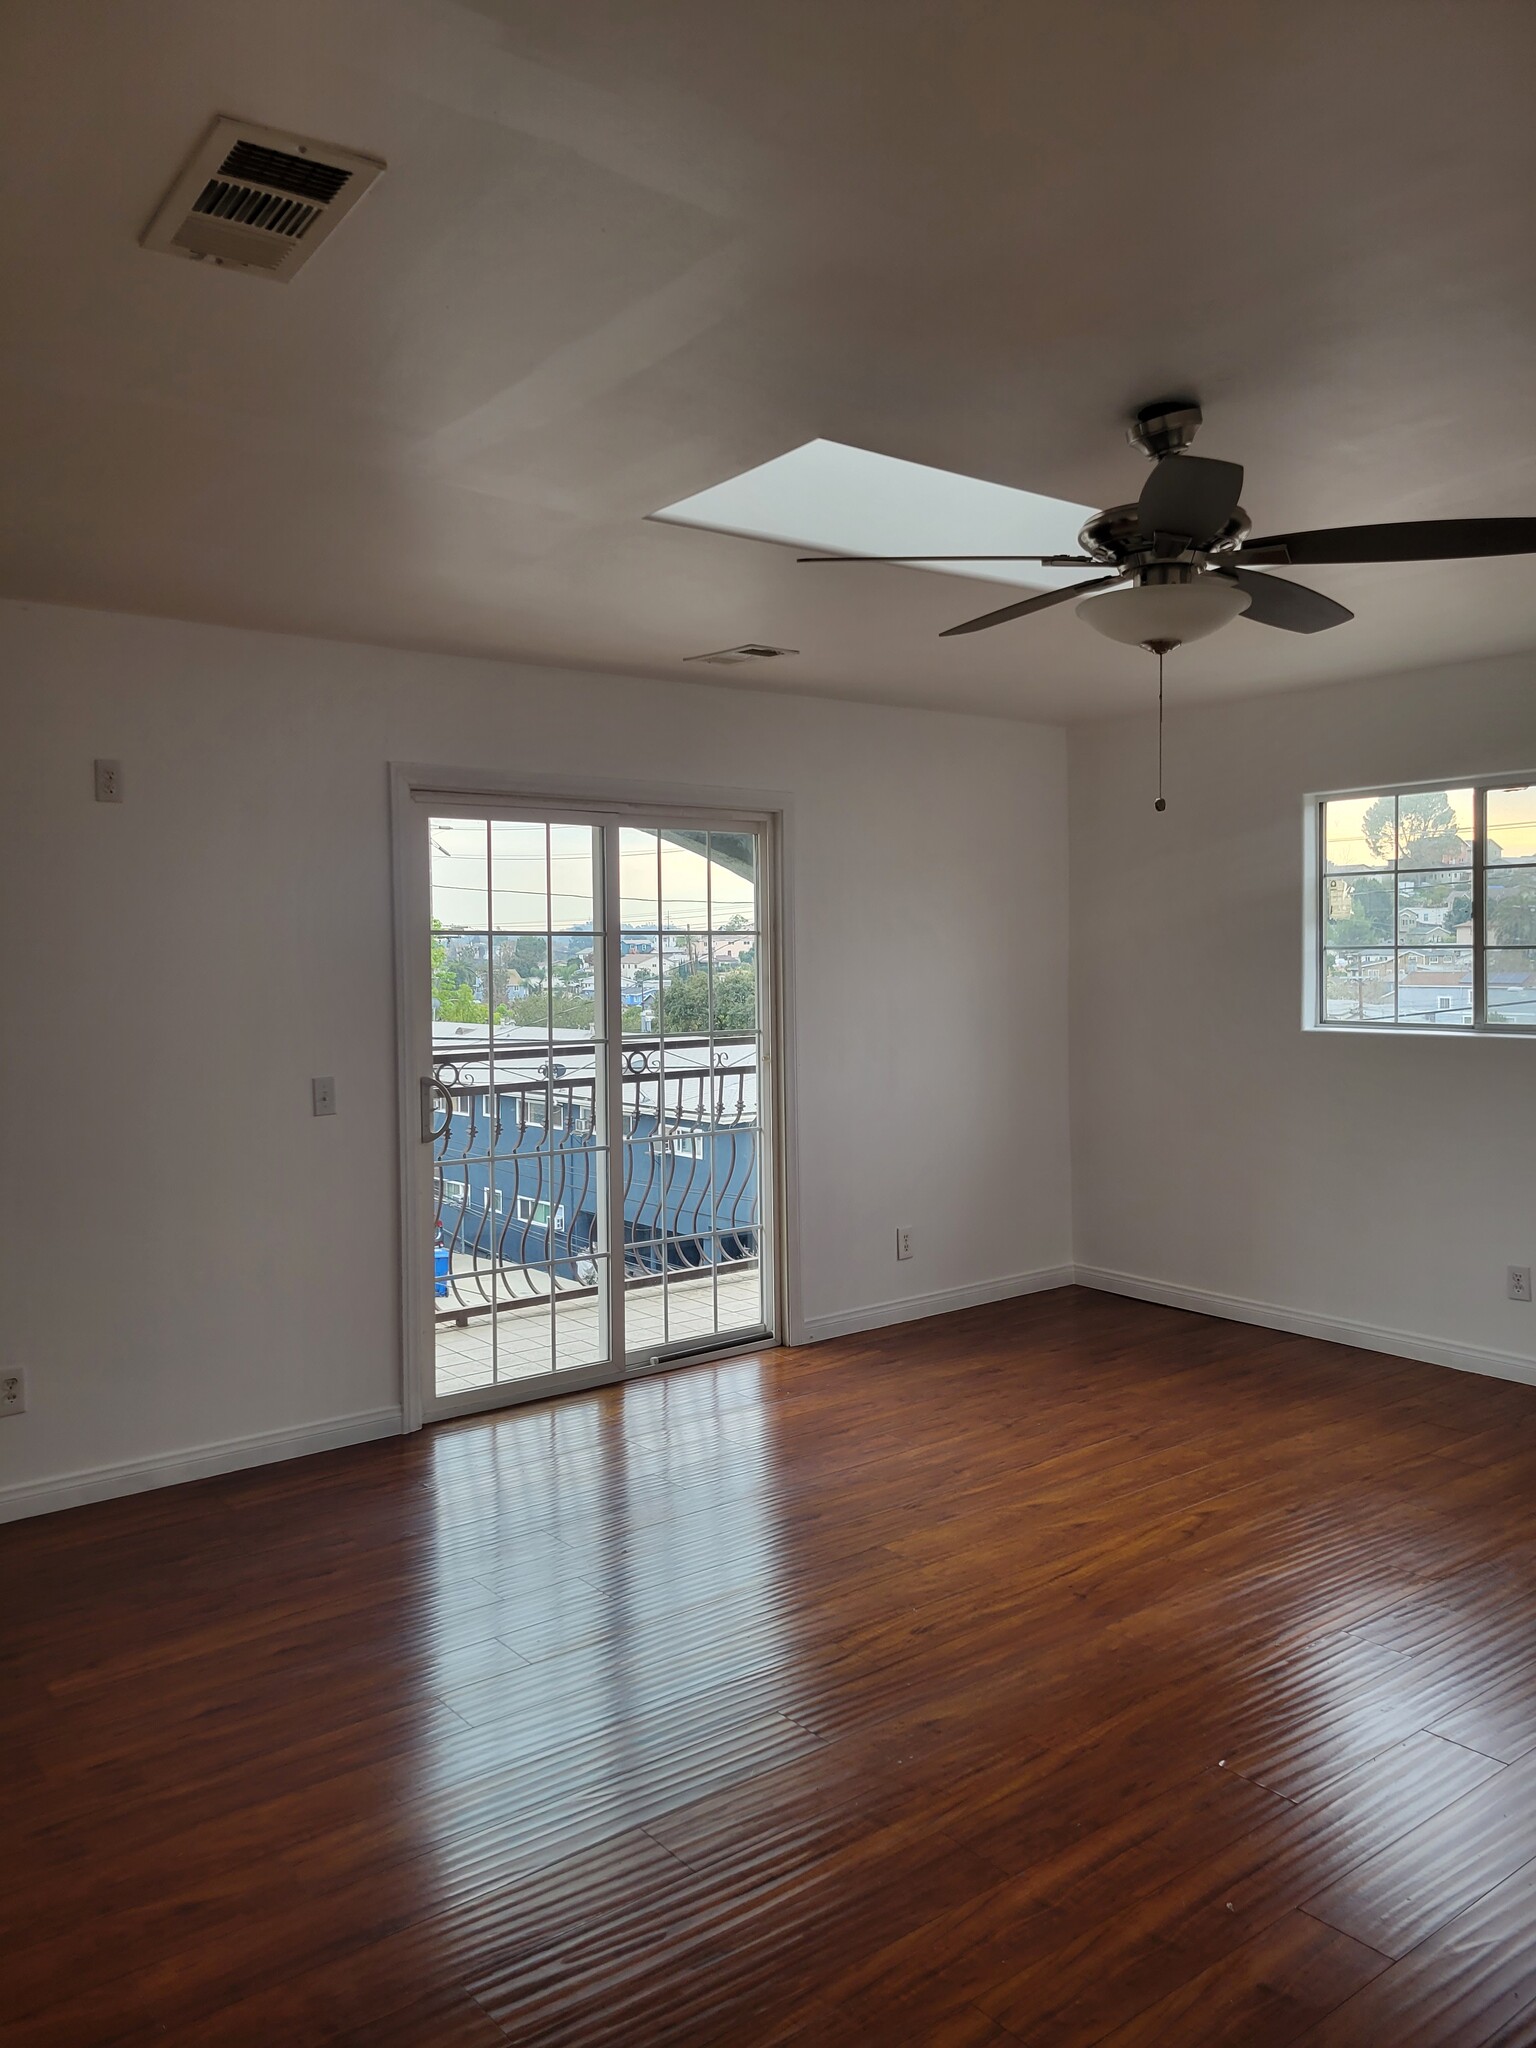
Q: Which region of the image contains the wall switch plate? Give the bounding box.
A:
[1510,1267,1533,1303]
[94,759,123,803]
[312,1076,337,1117]
[1,1370,24,1416]
[896,1228,914,1262]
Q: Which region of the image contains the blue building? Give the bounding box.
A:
[430,1026,760,1309]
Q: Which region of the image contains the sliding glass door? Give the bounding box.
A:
[414,800,774,1416]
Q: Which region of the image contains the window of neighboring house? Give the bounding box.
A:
[440,1178,466,1205]
[1318,781,1536,1031]
[514,1196,565,1231]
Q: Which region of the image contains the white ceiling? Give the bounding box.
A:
[2,0,1535,721]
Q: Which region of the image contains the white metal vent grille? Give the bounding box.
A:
[142,118,385,282]
[684,644,799,667]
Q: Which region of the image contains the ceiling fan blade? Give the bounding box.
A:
[941,575,1125,638]
[1238,518,1536,564]
[796,553,1104,565]
[1136,456,1244,542]
[1226,569,1354,634]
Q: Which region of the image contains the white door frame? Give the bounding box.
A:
[389,763,802,1432]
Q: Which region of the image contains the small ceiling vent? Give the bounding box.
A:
[684,644,799,667]
[141,117,385,281]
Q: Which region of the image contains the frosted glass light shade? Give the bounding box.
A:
[1078,575,1251,647]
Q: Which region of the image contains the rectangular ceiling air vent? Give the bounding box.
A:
[684,644,799,667]
[141,117,385,282]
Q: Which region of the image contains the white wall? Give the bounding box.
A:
[0,598,1072,1516]
[1069,651,1536,1380]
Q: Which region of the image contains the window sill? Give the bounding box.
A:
[1306,1022,1533,1041]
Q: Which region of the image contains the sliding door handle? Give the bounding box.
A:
[420,1077,451,1143]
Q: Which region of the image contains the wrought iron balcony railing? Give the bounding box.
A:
[428,1029,760,1325]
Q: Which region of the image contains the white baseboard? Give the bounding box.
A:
[10,1270,1527,1527]
[796,1264,1076,1345]
[1073,1265,1536,1390]
[0,1407,404,1526]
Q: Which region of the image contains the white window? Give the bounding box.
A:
[440,1177,466,1204]
[514,1196,565,1231]
[1317,781,1536,1032]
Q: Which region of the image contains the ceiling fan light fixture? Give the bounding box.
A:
[1077,571,1251,649]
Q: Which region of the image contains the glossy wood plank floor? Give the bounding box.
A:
[9,1288,1536,2045]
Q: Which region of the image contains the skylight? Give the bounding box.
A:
[651,439,1101,591]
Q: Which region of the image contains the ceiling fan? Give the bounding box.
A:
[798,399,1536,651]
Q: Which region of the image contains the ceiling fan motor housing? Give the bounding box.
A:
[1077,502,1251,564]
[1127,399,1204,460]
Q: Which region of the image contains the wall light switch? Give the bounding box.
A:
[312,1077,337,1117]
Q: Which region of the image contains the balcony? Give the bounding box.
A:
[430,1028,763,1395]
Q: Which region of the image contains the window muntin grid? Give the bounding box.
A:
[1319,782,1536,1033]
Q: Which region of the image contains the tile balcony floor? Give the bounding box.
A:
[435,1263,764,1397]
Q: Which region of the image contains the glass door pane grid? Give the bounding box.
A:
[432,805,773,1408]
[434,817,612,1399]
[654,828,671,1349]
[617,822,766,1362]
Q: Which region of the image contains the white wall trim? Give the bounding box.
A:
[11,1267,1533,1525]
[796,1265,1075,1344]
[0,1407,404,1526]
[1073,1265,1536,1389]
[389,765,801,1426]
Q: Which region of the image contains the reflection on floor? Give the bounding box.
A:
[435,1264,764,1397]
[13,1287,1536,2043]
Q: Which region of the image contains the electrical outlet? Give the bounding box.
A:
[312,1076,337,1117]
[1,1370,25,1416]
[1510,1267,1533,1303]
[94,758,123,803]
[896,1228,914,1262]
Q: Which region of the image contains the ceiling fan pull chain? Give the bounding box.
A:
[1155,645,1167,812]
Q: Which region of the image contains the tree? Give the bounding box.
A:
[1488,869,1536,946]
[661,967,757,1034]
[431,922,488,1023]
[509,935,547,985]
[436,978,489,1023]
[712,970,758,1030]
[1325,872,1392,947]
[499,990,595,1030]
[1363,791,1464,868]
[1329,910,1390,947]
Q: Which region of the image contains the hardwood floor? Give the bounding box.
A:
[8,1287,1536,2045]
